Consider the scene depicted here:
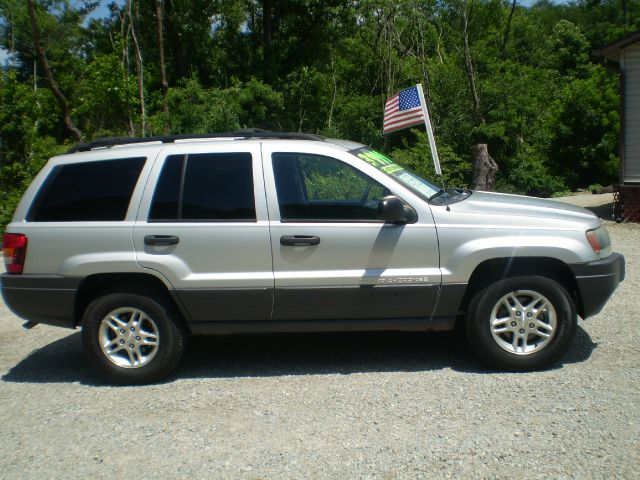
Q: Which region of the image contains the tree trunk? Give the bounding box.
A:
[462,0,482,123]
[127,0,147,137]
[262,0,273,82]
[164,0,186,79]
[155,0,169,134]
[472,143,498,191]
[462,0,497,191]
[327,55,337,132]
[118,8,135,136]
[27,0,82,142]
[501,0,517,55]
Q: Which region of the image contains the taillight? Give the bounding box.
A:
[2,233,28,274]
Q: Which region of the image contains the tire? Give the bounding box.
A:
[465,275,577,371]
[81,290,185,384]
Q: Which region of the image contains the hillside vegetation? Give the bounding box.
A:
[0,0,638,232]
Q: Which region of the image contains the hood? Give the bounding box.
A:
[459,191,599,225]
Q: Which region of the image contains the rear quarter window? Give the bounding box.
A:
[149,152,256,222]
[28,157,146,222]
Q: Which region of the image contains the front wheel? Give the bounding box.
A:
[81,291,185,384]
[466,275,577,371]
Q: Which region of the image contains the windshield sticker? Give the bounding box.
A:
[357,150,394,168]
[397,172,435,197]
[354,148,439,199]
[381,164,403,174]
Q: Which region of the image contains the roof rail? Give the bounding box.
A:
[67,129,325,153]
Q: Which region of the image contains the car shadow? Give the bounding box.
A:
[1,325,597,386]
[585,202,614,221]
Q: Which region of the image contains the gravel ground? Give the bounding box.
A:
[1,194,638,479]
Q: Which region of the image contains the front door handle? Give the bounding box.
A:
[280,235,320,246]
[144,235,179,246]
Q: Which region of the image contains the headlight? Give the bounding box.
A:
[586,225,611,256]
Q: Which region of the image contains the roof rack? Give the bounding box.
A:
[67,129,325,153]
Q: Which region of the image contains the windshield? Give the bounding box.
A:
[350,147,440,200]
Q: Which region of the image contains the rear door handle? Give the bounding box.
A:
[280,235,320,246]
[144,235,179,246]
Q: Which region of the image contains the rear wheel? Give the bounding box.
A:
[81,291,185,384]
[466,275,577,371]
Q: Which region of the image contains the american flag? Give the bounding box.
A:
[383,86,426,134]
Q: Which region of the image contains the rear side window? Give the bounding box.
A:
[149,153,256,222]
[28,157,146,222]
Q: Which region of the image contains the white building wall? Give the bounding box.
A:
[624,43,640,183]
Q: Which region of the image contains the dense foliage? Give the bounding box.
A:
[0,0,638,232]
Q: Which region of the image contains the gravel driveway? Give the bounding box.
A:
[1,194,638,479]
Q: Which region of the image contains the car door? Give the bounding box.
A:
[133,143,274,323]
[261,142,441,322]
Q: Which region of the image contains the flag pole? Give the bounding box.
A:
[415,83,442,176]
[415,83,449,209]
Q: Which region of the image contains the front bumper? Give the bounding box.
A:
[569,252,625,319]
[0,274,81,328]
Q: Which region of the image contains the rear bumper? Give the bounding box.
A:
[569,252,625,319]
[0,274,81,329]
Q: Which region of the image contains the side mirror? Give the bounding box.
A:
[378,195,413,223]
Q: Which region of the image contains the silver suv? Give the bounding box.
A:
[1,131,625,384]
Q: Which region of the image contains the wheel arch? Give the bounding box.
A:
[74,272,191,329]
[459,257,584,319]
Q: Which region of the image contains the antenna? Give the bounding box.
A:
[439,173,451,212]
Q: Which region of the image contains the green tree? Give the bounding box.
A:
[547,65,620,189]
[0,0,637,234]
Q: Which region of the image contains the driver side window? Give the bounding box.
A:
[272,153,389,222]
